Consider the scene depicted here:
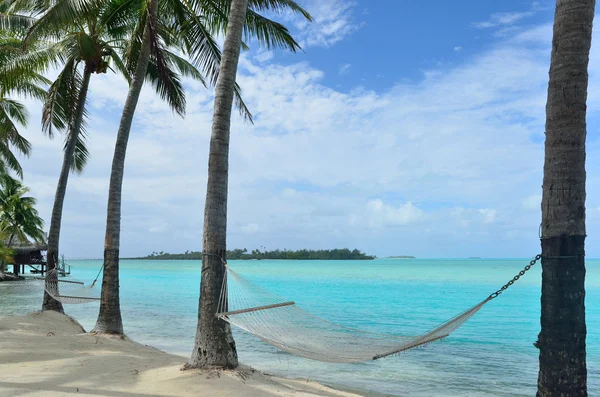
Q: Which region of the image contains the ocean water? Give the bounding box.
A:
[0,258,598,396]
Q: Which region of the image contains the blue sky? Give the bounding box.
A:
[17,0,600,258]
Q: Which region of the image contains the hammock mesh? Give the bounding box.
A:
[217,266,490,363]
[37,268,100,304]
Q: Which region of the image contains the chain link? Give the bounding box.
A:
[487,254,541,300]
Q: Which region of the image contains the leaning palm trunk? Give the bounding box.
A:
[42,66,92,313]
[537,0,595,396]
[188,0,249,369]
[94,1,157,334]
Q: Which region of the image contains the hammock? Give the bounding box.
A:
[37,268,100,304]
[216,264,520,364]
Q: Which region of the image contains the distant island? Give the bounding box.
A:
[129,248,376,260]
[386,255,416,259]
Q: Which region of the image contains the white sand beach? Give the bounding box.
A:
[0,311,362,397]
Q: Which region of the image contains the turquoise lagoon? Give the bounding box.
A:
[1,258,598,396]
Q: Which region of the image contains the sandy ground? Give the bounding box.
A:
[0,311,362,397]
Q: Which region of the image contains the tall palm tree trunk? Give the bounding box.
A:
[42,65,92,313]
[538,1,595,396]
[188,0,248,369]
[93,1,157,334]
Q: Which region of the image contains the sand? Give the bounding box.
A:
[0,311,362,397]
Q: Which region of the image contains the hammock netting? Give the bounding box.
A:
[217,266,490,363]
[37,268,100,304]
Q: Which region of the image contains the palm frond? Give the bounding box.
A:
[107,46,131,82]
[163,48,206,86]
[122,5,146,74]
[147,34,186,116]
[247,0,312,20]
[0,98,28,125]
[243,9,301,52]
[233,82,252,122]
[66,127,90,173]
[0,131,25,177]
[0,11,36,33]
[42,58,79,138]
[23,0,106,44]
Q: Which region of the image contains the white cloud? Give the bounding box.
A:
[15,14,600,258]
[366,200,423,227]
[478,209,497,224]
[287,0,362,47]
[473,11,535,29]
[338,63,351,75]
[453,46,463,52]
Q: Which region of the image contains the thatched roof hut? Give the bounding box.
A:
[3,236,47,264]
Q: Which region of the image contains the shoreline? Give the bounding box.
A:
[0,311,369,397]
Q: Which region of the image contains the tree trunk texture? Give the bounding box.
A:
[538,1,594,396]
[188,0,249,369]
[42,65,92,313]
[94,1,156,334]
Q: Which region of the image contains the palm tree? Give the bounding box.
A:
[94,0,310,335]
[4,0,211,312]
[537,0,594,395]
[187,0,310,369]
[0,33,46,177]
[0,174,45,246]
[188,0,249,369]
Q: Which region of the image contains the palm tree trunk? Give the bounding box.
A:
[42,65,92,313]
[537,1,594,396]
[187,0,248,369]
[93,0,157,334]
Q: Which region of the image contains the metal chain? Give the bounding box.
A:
[487,254,541,300]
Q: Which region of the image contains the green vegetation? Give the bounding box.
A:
[0,174,45,246]
[131,248,375,260]
[0,175,44,275]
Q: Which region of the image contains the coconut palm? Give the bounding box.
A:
[11,4,129,312]
[4,0,214,312]
[187,0,310,369]
[93,0,310,335]
[0,174,45,246]
[187,0,249,369]
[537,0,595,395]
[0,33,46,177]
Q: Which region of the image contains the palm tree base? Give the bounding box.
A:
[187,336,239,370]
[93,248,123,335]
[537,235,587,397]
[42,250,65,313]
[42,291,65,313]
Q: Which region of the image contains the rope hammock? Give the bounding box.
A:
[216,256,540,363]
[37,267,101,304]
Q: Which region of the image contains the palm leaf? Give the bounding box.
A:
[243,9,301,51]
[247,0,312,20]
[66,126,90,173]
[0,128,25,177]
[0,98,28,126]
[42,58,79,138]
[23,0,106,44]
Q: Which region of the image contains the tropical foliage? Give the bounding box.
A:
[133,248,376,260]
[91,0,312,334]
[0,174,44,246]
[0,30,46,177]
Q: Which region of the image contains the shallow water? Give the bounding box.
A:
[1,258,598,396]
